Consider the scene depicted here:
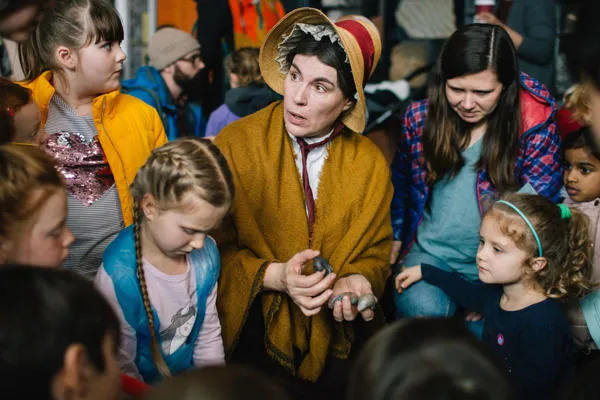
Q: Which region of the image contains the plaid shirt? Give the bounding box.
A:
[391,73,561,251]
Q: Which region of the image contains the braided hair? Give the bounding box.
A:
[130,138,234,376]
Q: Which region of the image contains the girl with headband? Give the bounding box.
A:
[395,193,593,400]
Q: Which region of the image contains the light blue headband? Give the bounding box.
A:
[496,200,543,257]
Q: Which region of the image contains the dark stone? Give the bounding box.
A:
[313,255,334,276]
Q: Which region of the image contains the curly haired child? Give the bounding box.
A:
[396,193,593,399]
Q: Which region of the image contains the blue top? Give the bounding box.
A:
[403,138,483,280]
[421,264,573,400]
[102,225,220,383]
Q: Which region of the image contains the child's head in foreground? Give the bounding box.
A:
[0,265,121,400]
[142,365,290,400]
[348,317,514,400]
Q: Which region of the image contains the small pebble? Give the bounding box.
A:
[328,292,377,311]
[328,292,358,309]
[357,293,377,312]
[313,255,334,276]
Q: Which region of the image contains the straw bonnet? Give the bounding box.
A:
[259,7,382,134]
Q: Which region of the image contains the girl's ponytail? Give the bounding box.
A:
[552,207,593,299]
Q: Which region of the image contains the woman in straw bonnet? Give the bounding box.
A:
[213,7,392,397]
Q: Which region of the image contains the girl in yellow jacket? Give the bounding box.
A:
[19,0,168,278]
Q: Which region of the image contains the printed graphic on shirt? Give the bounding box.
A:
[160,304,197,355]
[44,131,116,206]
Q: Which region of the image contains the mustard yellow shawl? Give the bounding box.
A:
[213,101,392,382]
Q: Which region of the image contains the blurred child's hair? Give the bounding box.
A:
[19,0,124,80]
[130,138,234,377]
[562,126,600,160]
[142,365,290,400]
[226,47,263,87]
[488,193,592,298]
[0,265,121,398]
[563,83,592,126]
[348,318,514,400]
[0,144,63,251]
[0,78,33,144]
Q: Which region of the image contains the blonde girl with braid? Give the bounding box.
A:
[95,138,234,383]
[396,193,593,399]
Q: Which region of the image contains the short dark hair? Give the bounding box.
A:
[0,265,121,399]
[348,318,514,400]
[284,30,356,101]
[566,0,600,88]
[562,126,600,160]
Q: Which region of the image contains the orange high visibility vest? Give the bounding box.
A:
[229,0,285,49]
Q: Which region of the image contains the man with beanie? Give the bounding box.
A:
[122,26,207,140]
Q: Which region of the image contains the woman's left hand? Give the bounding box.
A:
[330,274,376,322]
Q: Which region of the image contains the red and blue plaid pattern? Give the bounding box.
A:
[391,73,562,252]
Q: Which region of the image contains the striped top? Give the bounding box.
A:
[44,95,124,279]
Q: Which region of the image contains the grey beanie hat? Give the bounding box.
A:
[148,27,201,70]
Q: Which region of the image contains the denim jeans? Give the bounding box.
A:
[394,278,456,318]
[393,269,484,339]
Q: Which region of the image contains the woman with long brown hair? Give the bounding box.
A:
[391,24,561,324]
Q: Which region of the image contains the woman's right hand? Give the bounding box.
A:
[264,249,337,316]
[394,265,422,293]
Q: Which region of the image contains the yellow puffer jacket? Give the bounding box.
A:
[20,71,168,226]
